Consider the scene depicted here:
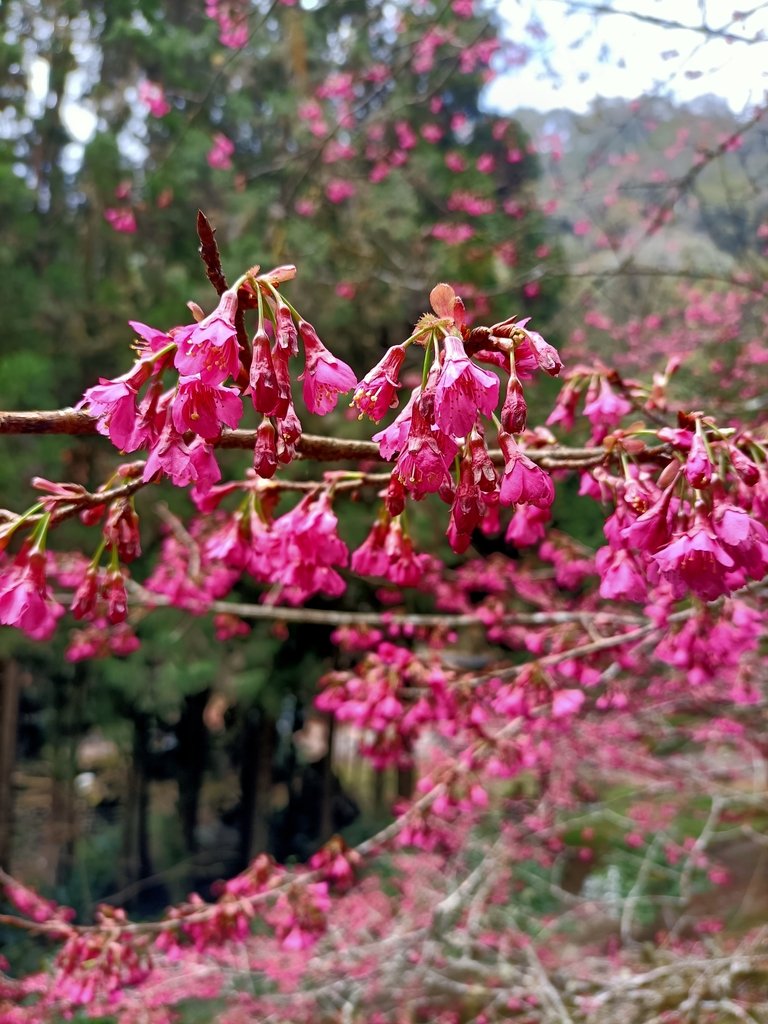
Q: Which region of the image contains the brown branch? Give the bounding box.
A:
[0,409,611,468]
[196,210,229,296]
[125,583,646,629]
[542,0,768,45]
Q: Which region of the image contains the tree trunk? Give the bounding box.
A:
[0,660,20,870]
[239,708,274,865]
[175,690,209,856]
[120,713,153,902]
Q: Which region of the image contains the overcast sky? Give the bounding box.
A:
[487,0,768,113]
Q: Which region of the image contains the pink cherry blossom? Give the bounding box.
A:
[498,433,555,509]
[138,80,171,117]
[652,517,736,601]
[352,345,406,421]
[207,132,235,169]
[298,320,357,415]
[174,289,241,385]
[434,334,500,437]
[171,375,243,439]
[0,547,64,640]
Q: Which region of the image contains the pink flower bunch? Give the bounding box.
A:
[0,542,64,640]
[351,514,440,586]
[198,487,350,606]
[267,882,331,951]
[316,643,458,768]
[103,208,137,234]
[204,0,249,49]
[51,909,151,1008]
[268,492,349,605]
[364,287,560,552]
[207,132,235,170]
[145,525,238,614]
[137,80,171,118]
[308,836,362,892]
[65,620,141,662]
[591,425,768,604]
[2,878,74,927]
[79,268,357,495]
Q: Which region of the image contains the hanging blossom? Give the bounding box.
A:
[78,265,357,498]
[364,282,561,552]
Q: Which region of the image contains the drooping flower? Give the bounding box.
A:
[253,417,278,478]
[174,289,241,385]
[684,432,714,488]
[138,80,171,118]
[434,334,500,437]
[143,424,221,491]
[393,398,451,499]
[652,516,736,601]
[595,547,647,602]
[267,493,350,605]
[80,379,140,451]
[500,372,527,434]
[248,329,281,416]
[298,320,357,415]
[171,375,243,439]
[352,345,407,421]
[582,377,632,439]
[351,516,393,578]
[373,387,420,459]
[498,433,555,509]
[0,546,64,640]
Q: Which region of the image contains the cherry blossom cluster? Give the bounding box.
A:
[353,282,562,554]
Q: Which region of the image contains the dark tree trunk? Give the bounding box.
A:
[239,708,275,865]
[0,660,20,870]
[120,713,153,903]
[175,690,210,856]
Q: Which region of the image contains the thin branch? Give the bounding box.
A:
[541,0,768,45]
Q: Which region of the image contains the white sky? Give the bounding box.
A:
[487,0,768,113]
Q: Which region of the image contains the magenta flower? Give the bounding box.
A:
[143,424,221,491]
[434,334,500,437]
[373,387,420,459]
[393,400,451,499]
[505,504,551,546]
[502,318,563,379]
[272,304,297,356]
[207,132,235,169]
[248,329,281,416]
[596,547,647,602]
[448,457,489,553]
[253,417,278,478]
[620,482,676,554]
[171,375,243,440]
[352,345,407,421]
[138,80,171,118]
[103,568,128,625]
[81,379,139,451]
[713,503,768,581]
[270,493,350,604]
[652,518,736,601]
[298,319,357,415]
[174,289,241,385]
[582,378,632,439]
[684,432,713,488]
[0,548,64,640]
[500,373,527,434]
[498,433,555,509]
[351,517,393,577]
